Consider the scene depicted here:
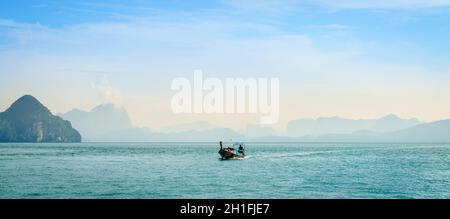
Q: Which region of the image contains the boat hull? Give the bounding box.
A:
[218,149,245,160]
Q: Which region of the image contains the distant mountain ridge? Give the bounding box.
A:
[58,102,450,143]
[0,95,81,142]
[59,103,132,140]
[290,119,450,142]
[160,121,216,133]
[383,119,450,142]
[286,114,421,137]
[60,104,244,142]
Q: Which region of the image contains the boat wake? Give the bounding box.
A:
[250,145,443,160]
[252,152,321,159]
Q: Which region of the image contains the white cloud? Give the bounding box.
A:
[221,0,301,12]
[31,4,48,8]
[0,19,43,29]
[304,24,352,30]
[91,75,123,106]
[222,0,450,11]
[314,0,450,9]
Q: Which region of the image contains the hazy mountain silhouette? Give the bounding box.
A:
[0,95,81,142]
[160,121,216,133]
[383,119,450,142]
[286,114,420,137]
[245,124,277,138]
[59,103,132,140]
[58,102,450,142]
[285,119,450,142]
[61,104,244,142]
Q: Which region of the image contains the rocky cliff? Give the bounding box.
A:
[0,95,81,142]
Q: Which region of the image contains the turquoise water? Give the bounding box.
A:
[0,142,449,199]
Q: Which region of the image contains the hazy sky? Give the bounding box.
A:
[1,0,450,132]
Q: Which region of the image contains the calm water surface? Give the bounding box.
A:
[0,142,449,198]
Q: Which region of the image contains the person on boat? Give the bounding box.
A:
[238,144,245,156]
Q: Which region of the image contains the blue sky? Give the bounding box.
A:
[2,0,450,64]
[2,0,450,67]
[1,0,450,131]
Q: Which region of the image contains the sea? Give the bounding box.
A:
[0,142,449,199]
